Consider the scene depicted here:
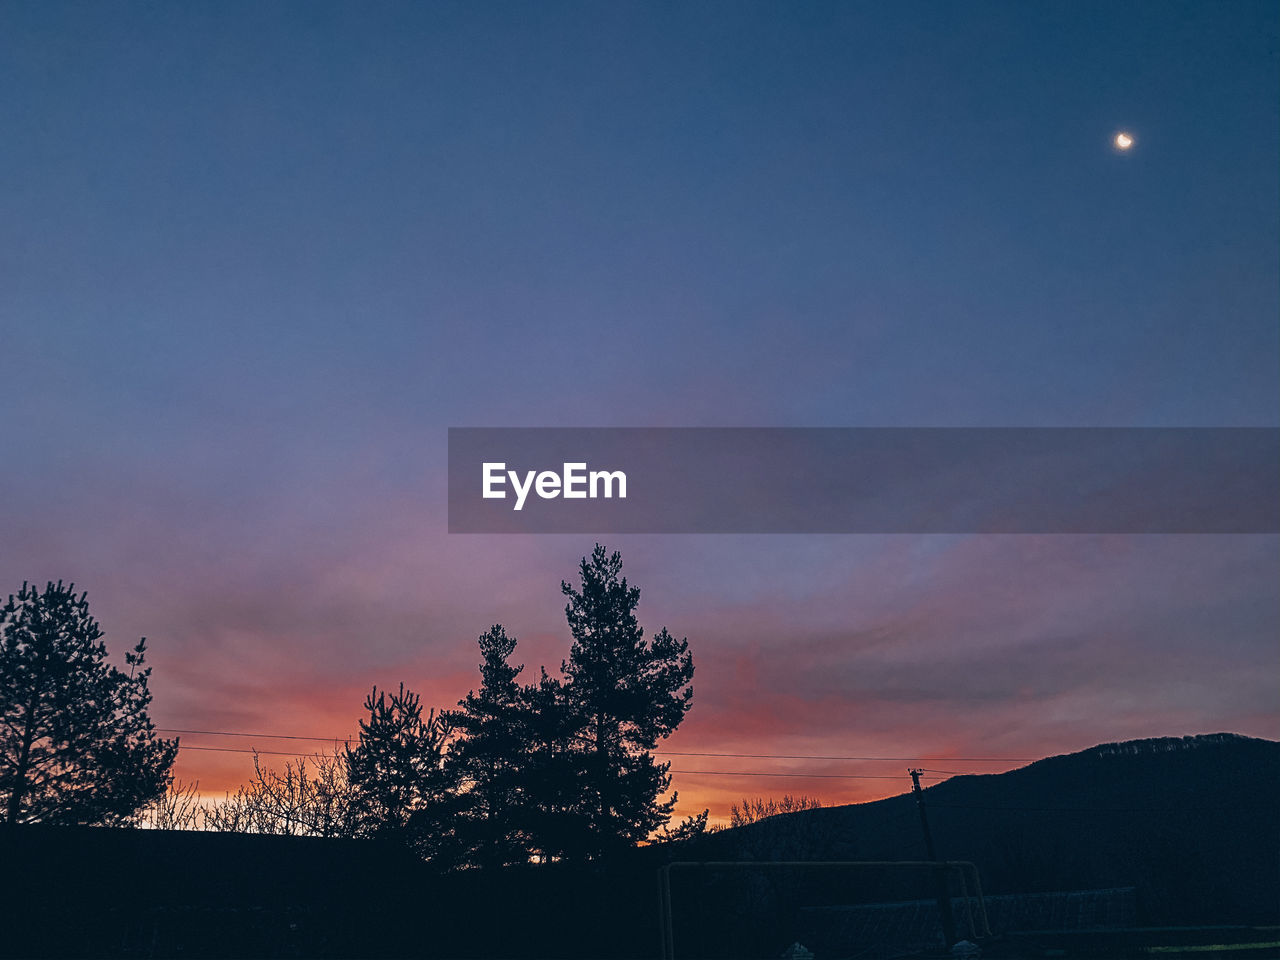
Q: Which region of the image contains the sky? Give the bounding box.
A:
[2,1,1277,822]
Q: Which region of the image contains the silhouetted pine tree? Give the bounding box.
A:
[520,666,589,861]
[450,625,536,867]
[0,581,177,825]
[345,683,459,860]
[655,808,711,845]
[560,545,694,857]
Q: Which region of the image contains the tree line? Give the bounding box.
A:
[1,546,703,867]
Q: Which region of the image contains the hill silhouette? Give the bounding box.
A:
[687,733,1278,926]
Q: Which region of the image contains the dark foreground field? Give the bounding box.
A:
[3,735,1276,959]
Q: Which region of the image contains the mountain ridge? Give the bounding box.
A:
[689,731,1278,927]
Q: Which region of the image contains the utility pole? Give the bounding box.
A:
[910,768,958,948]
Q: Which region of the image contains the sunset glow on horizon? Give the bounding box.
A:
[2,2,1277,835]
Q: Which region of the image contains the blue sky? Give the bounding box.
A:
[2,1,1276,813]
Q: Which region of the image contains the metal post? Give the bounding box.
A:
[910,769,958,948]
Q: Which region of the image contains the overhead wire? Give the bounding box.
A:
[156,728,1031,765]
[176,744,943,779]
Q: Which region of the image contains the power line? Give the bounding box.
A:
[658,752,1032,762]
[671,770,941,780]
[157,728,1032,763]
[176,744,940,780]
[179,745,338,757]
[159,728,352,743]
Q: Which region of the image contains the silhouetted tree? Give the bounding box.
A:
[724,794,842,864]
[450,625,535,866]
[202,750,357,837]
[0,581,177,825]
[143,779,205,830]
[345,683,459,859]
[655,808,710,845]
[729,794,823,827]
[560,545,694,857]
[519,666,588,861]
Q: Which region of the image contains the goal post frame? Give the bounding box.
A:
[656,859,990,960]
